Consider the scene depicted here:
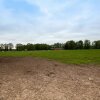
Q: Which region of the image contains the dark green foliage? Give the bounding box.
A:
[5,44,9,51]
[16,43,51,51]
[53,43,63,48]
[34,44,51,50]
[16,44,24,51]
[76,40,83,49]
[26,43,35,51]
[84,40,91,49]
[64,40,76,50]
[92,40,100,49]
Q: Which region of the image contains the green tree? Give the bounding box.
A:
[76,40,83,49]
[92,40,100,49]
[84,40,91,49]
[53,43,63,48]
[26,43,35,51]
[16,44,24,51]
[8,43,14,51]
[64,40,76,50]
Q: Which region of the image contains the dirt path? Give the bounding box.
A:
[0,57,100,100]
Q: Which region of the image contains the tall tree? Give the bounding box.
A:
[64,40,76,50]
[26,43,35,51]
[0,44,5,50]
[4,44,9,51]
[84,40,91,49]
[92,40,100,49]
[8,43,14,51]
[76,40,83,49]
[16,44,23,51]
[53,43,63,48]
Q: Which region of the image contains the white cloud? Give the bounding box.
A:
[0,0,100,44]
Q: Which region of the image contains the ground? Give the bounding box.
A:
[0,57,100,100]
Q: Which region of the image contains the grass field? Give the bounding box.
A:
[0,50,100,64]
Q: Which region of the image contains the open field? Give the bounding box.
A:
[0,50,100,99]
[0,57,100,100]
[0,50,100,64]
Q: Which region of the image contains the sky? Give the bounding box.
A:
[0,0,100,44]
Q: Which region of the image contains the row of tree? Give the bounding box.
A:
[0,43,14,51]
[0,40,100,51]
[16,43,51,51]
[64,40,100,49]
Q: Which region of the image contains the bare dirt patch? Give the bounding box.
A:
[0,57,100,100]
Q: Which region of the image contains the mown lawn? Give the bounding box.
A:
[0,50,100,64]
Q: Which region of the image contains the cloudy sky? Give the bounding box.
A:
[0,0,100,44]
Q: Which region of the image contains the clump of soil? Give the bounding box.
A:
[0,57,100,100]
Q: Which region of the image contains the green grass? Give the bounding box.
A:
[0,50,100,64]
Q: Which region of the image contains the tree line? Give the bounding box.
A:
[0,40,100,51]
[0,43,14,51]
[64,40,100,50]
[16,43,51,51]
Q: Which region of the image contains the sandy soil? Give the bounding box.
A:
[0,57,100,100]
